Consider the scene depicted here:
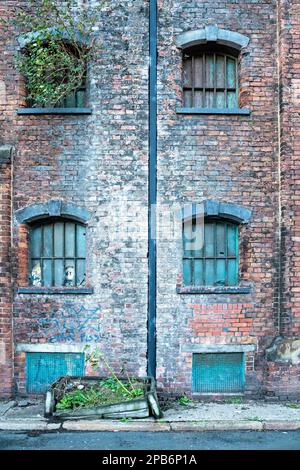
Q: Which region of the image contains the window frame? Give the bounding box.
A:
[182,46,239,110]
[28,217,87,289]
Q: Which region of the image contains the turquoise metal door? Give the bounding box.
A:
[192,353,245,393]
[26,352,84,393]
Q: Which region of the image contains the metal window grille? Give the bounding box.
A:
[183,218,238,286]
[29,218,86,287]
[26,352,84,393]
[192,353,245,393]
[183,51,238,109]
[55,84,87,108]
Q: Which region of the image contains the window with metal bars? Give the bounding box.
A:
[29,218,86,287]
[183,48,238,109]
[183,218,238,286]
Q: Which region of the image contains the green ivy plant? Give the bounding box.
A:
[4,0,105,107]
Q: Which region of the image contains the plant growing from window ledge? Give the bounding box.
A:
[2,0,105,108]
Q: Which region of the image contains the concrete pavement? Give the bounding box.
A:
[1,398,300,432]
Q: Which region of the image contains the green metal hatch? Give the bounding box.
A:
[26,352,84,393]
[192,352,245,393]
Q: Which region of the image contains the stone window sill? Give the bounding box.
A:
[17,108,92,115]
[17,287,94,295]
[177,285,251,294]
[176,107,250,116]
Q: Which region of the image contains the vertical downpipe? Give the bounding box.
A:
[147,0,157,378]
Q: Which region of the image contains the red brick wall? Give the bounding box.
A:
[0,149,13,397]
[279,0,300,336]
[262,0,300,399]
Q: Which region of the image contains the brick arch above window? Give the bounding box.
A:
[176,25,250,51]
[181,200,252,225]
[178,200,252,294]
[16,200,91,225]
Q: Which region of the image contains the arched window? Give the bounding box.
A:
[29,218,86,287]
[183,217,238,286]
[183,47,238,109]
[181,200,251,287]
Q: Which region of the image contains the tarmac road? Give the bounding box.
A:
[0,430,300,450]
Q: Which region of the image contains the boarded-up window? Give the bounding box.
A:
[183,218,238,286]
[29,219,86,287]
[183,50,238,109]
[192,353,245,393]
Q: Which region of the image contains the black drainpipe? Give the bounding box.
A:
[147,0,157,379]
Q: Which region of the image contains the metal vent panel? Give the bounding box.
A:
[192,352,244,393]
[26,352,84,393]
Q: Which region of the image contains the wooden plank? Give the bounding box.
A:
[194,56,203,88]
[216,222,226,256]
[183,89,192,107]
[228,258,238,286]
[204,223,214,257]
[54,398,149,418]
[183,57,192,87]
[205,259,215,285]
[194,259,203,286]
[54,222,64,257]
[103,408,149,419]
[227,91,237,108]
[226,57,236,88]
[76,90,85,108]
[42,259,52,287]
[183,259,192,285]
[216,55,225,88]
[76,224,86,257]
[216,91,225,109]
[216,259,226,285]
[65,92,76,108]
[65,222,75,257]
[54,259,64,286]
[76,259,86,286]
[183,220,193,255]
[194,90,203,107]
[205,91,214,108]
[205,54,214,88]
[43,224,53,257]
[227,224,237,256]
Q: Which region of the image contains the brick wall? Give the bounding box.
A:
[0,1,150,395]
[263,0,300,399]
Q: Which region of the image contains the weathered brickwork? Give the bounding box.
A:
[264,0,300,398]
[155,0,299,398]
[0,0,299,399]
